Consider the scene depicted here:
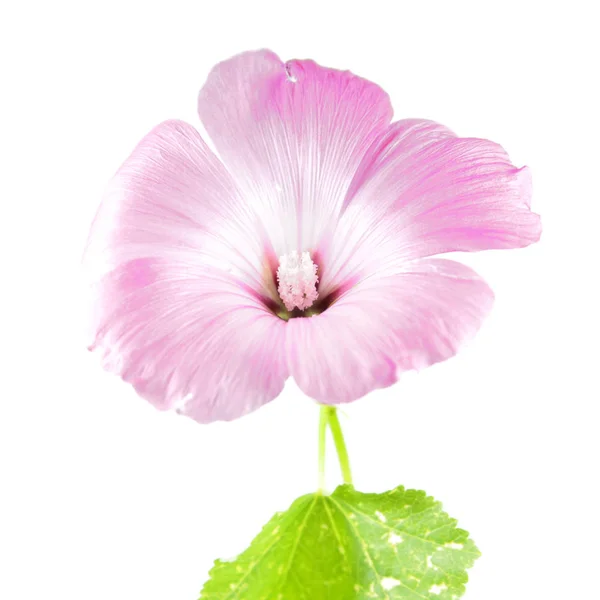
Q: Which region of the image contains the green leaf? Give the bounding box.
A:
[200,485,480,600]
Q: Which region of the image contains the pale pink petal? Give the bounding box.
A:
[85,120,287,422]
[319,119,541,296]
[197,50,393,256]
[286,259,494,403]
[85,120,269,294]
[90,259,288,422]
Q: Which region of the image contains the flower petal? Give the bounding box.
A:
[319,119,541,296]
[85,120,288,422]
[286,259,494,404]
[90,259,288,422]
[85,119,268,294]
[197,50,393,255]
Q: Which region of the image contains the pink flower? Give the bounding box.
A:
[85,50,541,423]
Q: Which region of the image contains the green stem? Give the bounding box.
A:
[317,405,328,492]
[325,406,353,486]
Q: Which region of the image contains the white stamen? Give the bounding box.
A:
[277,251,319,312]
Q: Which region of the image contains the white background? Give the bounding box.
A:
[1,1,599,599]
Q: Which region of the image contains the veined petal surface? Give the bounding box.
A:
[319,119,541,297]
[198,50,393,257]
[286,259,494,404]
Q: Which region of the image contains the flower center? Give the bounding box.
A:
[276,251,319,312]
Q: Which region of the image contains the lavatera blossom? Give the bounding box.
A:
[85,50,541,423]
